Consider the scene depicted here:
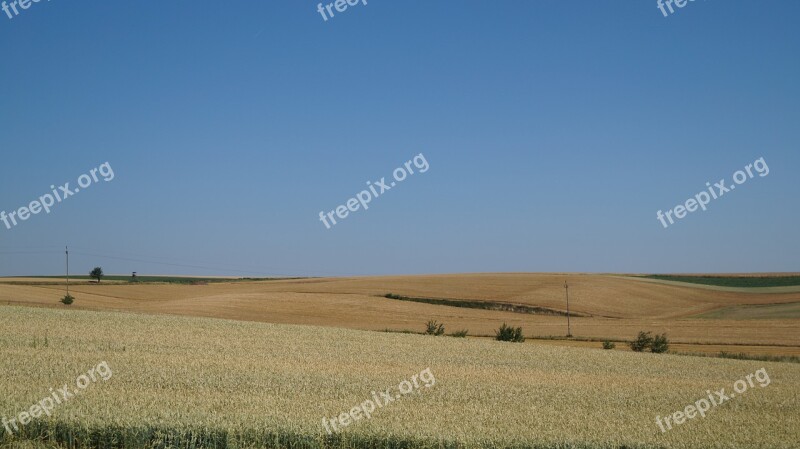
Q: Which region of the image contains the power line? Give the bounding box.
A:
[69,250,351,277]
[0,250,63,255]
[70,251,289,277]
[0,246,353,277]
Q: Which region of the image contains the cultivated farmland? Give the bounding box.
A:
[1,274,798,356]
[1,306,798,449]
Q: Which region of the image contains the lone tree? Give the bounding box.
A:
[90,267,104,283]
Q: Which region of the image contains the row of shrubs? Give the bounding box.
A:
[426,320,669,350]
[424,320,525,342]
[602,331,670,353]
[630,331,670,353]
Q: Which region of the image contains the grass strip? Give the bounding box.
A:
[382,294,589,317]
[670,351,800,364]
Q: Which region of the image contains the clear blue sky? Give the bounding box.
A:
[1,0,798,277]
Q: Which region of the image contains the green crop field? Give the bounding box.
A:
[643,275,800,288]
[1,306,798,449]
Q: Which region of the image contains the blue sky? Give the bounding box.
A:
[1,0,798,277]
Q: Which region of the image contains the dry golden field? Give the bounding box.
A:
[1,306,798,449]
[0,274,798,356]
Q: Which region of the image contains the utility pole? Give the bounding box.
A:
[65,246,69,297]
[564,280,572,337]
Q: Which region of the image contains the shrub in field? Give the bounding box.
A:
[651,333,670,353]
[496,323,525,342]
[450,329,469,338]
[602,340,615,350]
[60,294,74,305]
[425,320,445,336]
[630,331,654,352]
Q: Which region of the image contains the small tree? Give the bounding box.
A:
[651,333,670,353]
[425,320,445,336]
[90,267,104,283]
[496,323,525,342]
[60,294,74,305]
[629,331,654,352]
[602,340,615,350]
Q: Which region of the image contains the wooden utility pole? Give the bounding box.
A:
[65,246,69,296]
[564,280,572,337]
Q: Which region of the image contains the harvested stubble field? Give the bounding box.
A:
[1,306,799,449]
[1,274,798,356]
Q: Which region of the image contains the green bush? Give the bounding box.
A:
[602,340,615,350]
[629,331,654,352]
[651,333,669,353]
[629,331,669,353]
[495,323,525,342]
[425,320,445,336]
[450,329,469,338]
[60,294,74,305]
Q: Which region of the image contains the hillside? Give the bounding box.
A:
[1,274,798,350]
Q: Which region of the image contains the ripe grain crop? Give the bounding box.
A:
[1,306,798,449]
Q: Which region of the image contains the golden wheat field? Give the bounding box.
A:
[1,274,798,356]
[1,306,798,449]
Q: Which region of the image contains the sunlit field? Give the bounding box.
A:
[1,306,798,449]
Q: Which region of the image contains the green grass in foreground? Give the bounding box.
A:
[644,274,800,288]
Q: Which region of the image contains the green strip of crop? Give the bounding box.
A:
[643,275,800,288]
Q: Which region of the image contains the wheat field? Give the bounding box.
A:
[1,306,798,449]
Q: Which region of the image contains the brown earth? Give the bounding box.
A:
[1,273,798,353]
